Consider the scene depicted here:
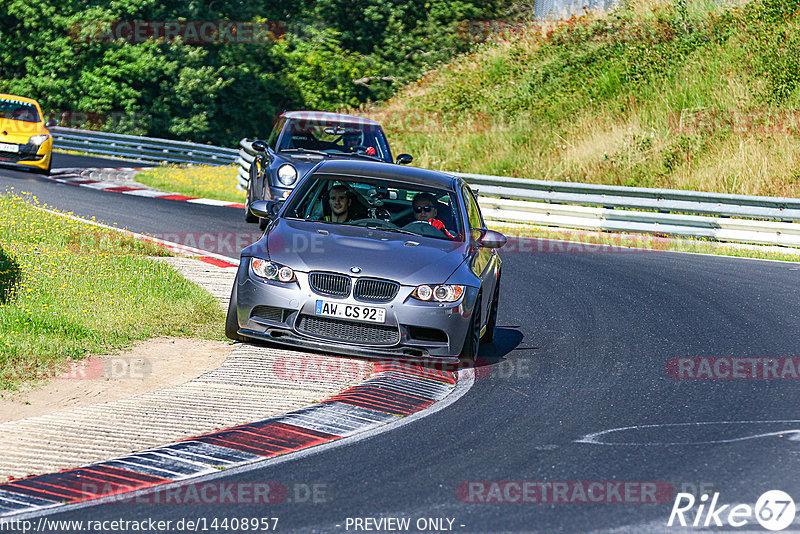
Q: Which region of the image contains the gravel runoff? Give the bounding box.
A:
[0,256,371,480]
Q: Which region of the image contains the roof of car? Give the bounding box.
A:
[313,159,457,190]
[281,111,381,127]
[0,93,41,107]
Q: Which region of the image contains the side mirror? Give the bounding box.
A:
[478,229,506,249]
[251,140,268,152]
[45,119,58,128]
[250,199,283,219]
[396,154,413,165]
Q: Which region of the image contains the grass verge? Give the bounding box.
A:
[135,165,243,203]
[0,193,225,391]
[361,0,800,197]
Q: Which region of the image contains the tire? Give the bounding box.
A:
[481,274,500,344]
[225,284,247,342]
[459,292,481,366]
[245,164,259,223]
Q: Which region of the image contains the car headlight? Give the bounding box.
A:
[29,134,49,145]
[251,258,296,282]
[277,164,297,186]
[411,284,464,302]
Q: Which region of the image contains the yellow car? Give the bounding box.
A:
[0,93,55,174]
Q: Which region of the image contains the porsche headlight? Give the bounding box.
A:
[411,284,464,302]
[251,258,296,282]
[277,164,297,186]
[29,134,49,145]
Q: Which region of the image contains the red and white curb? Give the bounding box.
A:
[0,363,462,517]
[48,168,245,210]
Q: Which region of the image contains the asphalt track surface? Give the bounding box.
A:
[3,154,800,532]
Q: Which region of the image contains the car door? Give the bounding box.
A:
[462,184,499,326]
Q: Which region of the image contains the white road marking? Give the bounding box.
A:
[576,420,800,446]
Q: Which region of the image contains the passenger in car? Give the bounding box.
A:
[325,184,353,223]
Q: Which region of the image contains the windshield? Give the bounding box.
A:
[0,98,40,123]
[278,119,392,162]
[284,174,463,241]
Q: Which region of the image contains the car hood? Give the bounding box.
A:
[245,219,468,285]
[0,118,45,144]
[278,151,391,166]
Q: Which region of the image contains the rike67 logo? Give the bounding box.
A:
[668,490,796,531]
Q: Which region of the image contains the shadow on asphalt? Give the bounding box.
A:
[473,326,524,369]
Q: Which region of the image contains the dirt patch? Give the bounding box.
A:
[0,337,232,423]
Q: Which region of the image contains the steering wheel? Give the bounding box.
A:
[402,220,449,237]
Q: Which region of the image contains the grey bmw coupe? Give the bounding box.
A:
[226,159,505,364]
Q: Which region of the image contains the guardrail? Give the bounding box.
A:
[450,172,800,248]
[50,127,797,248]
[235,139,800,248]
[52,127,239,166]
[237,139,257,189]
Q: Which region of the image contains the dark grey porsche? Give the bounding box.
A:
[226,159,505,364]
[245,111,412,229]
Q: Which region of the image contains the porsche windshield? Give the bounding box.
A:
[284,175,464,241]
[278,119,392,162]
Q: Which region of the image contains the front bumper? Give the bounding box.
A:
[233,260,478,362]
[0,139,52,171]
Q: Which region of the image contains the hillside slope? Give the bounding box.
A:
[365,0,800,197]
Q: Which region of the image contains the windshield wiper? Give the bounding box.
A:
[365,226,418,236]
[279,148,331,157]
[327,150,383,162]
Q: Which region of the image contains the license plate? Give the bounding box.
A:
[0,143,18,153]
[315,300,386,323]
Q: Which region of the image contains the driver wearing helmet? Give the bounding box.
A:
[342,130,377,156]
[412,193,454,238]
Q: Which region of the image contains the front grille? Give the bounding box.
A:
[354,278,399,303]
[297,315,399,345]
[309,272,351,297]
[250,305,290,323]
